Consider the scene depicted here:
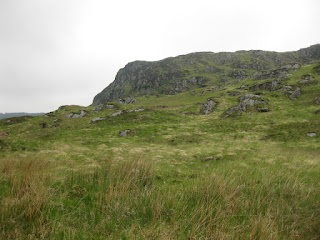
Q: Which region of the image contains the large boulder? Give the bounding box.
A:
[282,86,301,100]
[66,110,87,118]
[201,99,217,115]
[225,94,268,117]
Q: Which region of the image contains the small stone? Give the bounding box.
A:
[89,117,107,123]
[202,157,214,162]
[307,132,317,137]
[119,129,130,137]
[110,110,123,117]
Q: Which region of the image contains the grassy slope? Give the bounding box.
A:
[0,64,320,239]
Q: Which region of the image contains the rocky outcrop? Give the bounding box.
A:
[225,94,268,117]
[117,97,137,104]
[66,110,87,118]
[94,103,115,113]
[93,45,320,105]
[249,78,284,92]
[228,69,247,79]
[251,64,300,81]
[201,99,217,115]
[282,86,301,100]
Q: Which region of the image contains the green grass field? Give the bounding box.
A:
[0,64,320,239]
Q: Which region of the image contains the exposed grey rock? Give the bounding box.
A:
[117,97,137,104]
[94,104,104,112]
[228,69,247,79]
[119,129,131,137]
[314,110,320,114]
[307,132,317,137]
[301,74,315,80]
[238,85,248,89]
[282,86,301,100]
[289,87,301,100]
[89,117,107,123]
[249,77,283,92]
[134,108,144,112]
[315,96,320,105]
[201,99,217,115]
[250,64,299,81]
[229,91,241,96]
[206,65,222,73]
[66,110,87,118]
[110,110,123,117]
[225,94,268,117]
[282,85,293,93]
[299,80,309,84]
[220,75,229,84]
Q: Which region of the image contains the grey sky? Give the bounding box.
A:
[0,0,319,113]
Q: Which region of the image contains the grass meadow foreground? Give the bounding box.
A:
[1,64,320,239]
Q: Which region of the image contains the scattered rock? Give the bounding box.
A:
[94,104,104,112]
[119,129,131,137]
[201,99,217,115]
[89,117,107,123]
[206,65,222,73]
[307,132,317,137]
[301,74,315,80]
[228,91,241,96]
[40,122,48,128]
[201,155,222,162]
[94,104,115,113]
[66,110,87,118]
[314,110,320,114]
[315,96,320,105]
[117,97,137,104]
[53,119,61,123]
[299,80,309,84]
[110,110,123,117]
[238,84,248,90]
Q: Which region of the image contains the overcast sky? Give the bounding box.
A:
[0,0,319,113]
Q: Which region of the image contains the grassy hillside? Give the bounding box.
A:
[93,44,320,105]
[0,64,320,239]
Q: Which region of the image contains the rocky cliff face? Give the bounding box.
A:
[92,44,320,105]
